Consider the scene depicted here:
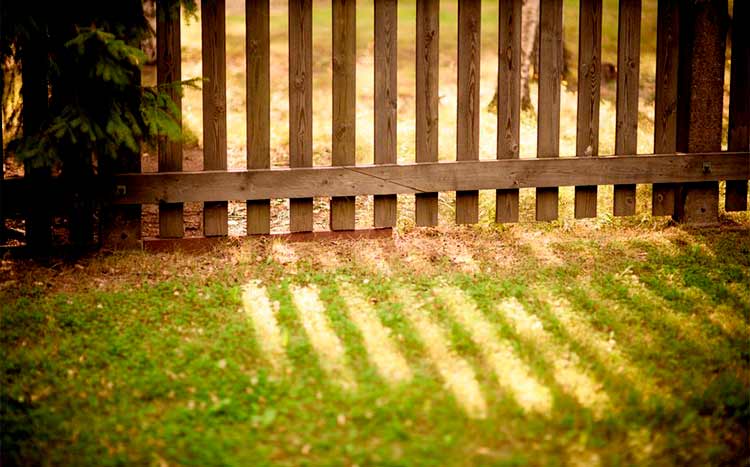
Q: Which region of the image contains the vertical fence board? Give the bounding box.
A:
[456,0,481,224]
[496,0,521,223]
[536,0,563,221]
[574,0,602,219]
[247,0,271,234]
[416,0,439,226]
[614,0,641,216]
[726,0,749,211]
[201,0,228,236]
[158,0,184,238]
[331,0,357,230]
[652,0,679,215]
[374,0,398,227]
[289,0,314,232]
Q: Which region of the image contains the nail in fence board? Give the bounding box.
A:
[614,0,641,216]
[416,0,439,226]
[374,0,398,228]
[574,0,602,219]
[331,0,357,231]
[158,0,184,238]
[201,0,228,236]
[536,0,563,221]
[456,0,481,224]
[726,0,749,212]
[289,0,314,232]
[495,0,521,223]
[652,0,679,216]
[247,0,271,234]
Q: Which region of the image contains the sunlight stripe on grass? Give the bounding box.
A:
[396,289,488,419]
[338,283,412,384]
[497,297,610,417]
[291,285,356,390]
[241,281,287,373]
[434,286,552,415]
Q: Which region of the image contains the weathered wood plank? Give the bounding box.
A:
[574,0,602,219]
[495,0,522,223]
[201,0,228,236]
[158,0,184,238]
[331,0,357,230]
[726,0,749,211]
[456,0,481,224]
[289,0,314,232]
[536,0,563,221]
[247,0,271,234]
[112,152,750,204]
[416,0,439,226]
[374,0,398,228]
[652,0,679,216]
[613,0,641,216]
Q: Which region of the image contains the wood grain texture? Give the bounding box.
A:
[613,0,641,216]
[456,0,481,224]
[374,0,398,228]
[289,0,314,232]
[113,153,750,204]
[726,0,749,212]
[158,0,184,238]
[247,0,271,234]
[536,0,562,221]
[652,0,679,216]
[496,0,521,223]
[574,0,602,219]
[201,0,228,236]
[415,0,439,226]
[331,0,356,230]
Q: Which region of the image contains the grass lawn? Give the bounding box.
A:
[2,221,749,465]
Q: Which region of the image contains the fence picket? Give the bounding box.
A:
[536,0,563,221]
[652,0,679,216]
[416,0,439,226]
[613,0,641,216]
[289,0,314,232]
[374,0,398,228]
[247,0,271,234]
[331,0,357,230]
[726,0,749,212]
[158,0,184,238]
[495,0,521,223]
[201,0,228,236]
[574,0,602,219]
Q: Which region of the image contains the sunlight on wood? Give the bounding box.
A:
[291,285,356,390]
[434,286,553,415]
[338,283,412,384]
[241,280,288,373]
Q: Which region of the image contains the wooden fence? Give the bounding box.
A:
[2,0,749,250]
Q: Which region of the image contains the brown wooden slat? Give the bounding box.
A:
[495,0,522,223]
[112,152,750,204]
[726,0,749,211]
[416,0,439,226]
[536,0,563,221]
[158,0,184,238]
[456,0,481,224]
[289,0,314,232]
[331,0,357,231]
[652,0,679,216]
[574,0,602,219]
[247,0,271,234]
[374,0,398,228]
[613,0,641,216]
[201,0,228,236]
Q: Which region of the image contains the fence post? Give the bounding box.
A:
[726,0,749,211]
[674,0,728,224]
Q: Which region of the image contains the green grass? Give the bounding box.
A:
[2,225,748,465]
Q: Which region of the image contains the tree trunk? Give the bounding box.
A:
[520,0,540,111]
